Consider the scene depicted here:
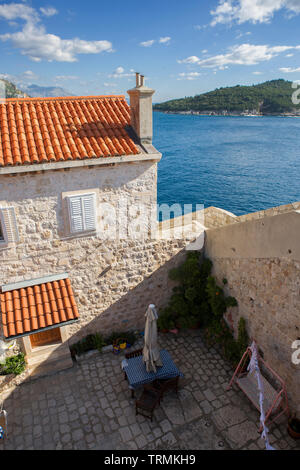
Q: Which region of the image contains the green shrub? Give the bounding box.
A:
[0,353,26,376]
[206,276,238,319]
[157,252,248,367]
[158,253,214,330]
[105,330,137,347]
[70,332,106,357]
[205,317,249,367]
[70,330,138,357]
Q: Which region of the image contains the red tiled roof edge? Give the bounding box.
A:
[0,94,140,168]
[0,277,80,339]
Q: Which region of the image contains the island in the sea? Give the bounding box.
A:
[153,79,300,116]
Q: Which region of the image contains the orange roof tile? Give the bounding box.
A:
[1,276,79,339]
[0,95,140,168]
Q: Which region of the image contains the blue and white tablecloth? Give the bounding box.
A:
[123,349,183,389]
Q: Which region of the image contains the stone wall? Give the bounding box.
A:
[205,210,300,413]
[236,201,300,224]
[202,201,300,229]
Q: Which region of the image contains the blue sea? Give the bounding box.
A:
[153,112,300,217]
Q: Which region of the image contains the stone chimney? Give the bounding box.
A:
[127,73,155,145]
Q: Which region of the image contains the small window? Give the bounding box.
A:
[0,207,19,244]
[67,193,97,234]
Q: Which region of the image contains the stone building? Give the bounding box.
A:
[0,74,186,375]
[0,74,299,414]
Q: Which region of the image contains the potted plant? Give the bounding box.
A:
[288,414,300,439]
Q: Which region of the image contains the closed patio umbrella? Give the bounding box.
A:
[143,304,163,373]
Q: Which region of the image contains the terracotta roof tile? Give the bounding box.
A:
[0,277,79,339]
[0,95,140,168]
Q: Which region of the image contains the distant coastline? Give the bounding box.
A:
[154,110,300,117]
[153,79,300,117]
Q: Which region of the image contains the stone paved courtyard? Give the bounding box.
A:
[0,330,299,450]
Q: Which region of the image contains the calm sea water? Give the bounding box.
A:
[153,112,300,217]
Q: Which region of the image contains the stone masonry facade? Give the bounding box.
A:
[210,256,300,414]
[0,160,186,347]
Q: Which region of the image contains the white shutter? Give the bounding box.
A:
[82,194,96,231]
[0,207,19,243]
[67,193,96,234]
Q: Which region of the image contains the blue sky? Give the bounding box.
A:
[1,0,300,101]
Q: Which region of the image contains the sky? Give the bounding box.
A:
[0,0,300,102]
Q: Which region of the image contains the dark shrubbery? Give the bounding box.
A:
[0,353,26,376]
[158,252,213,330]
[157,252,249,367]
[70,330,138,357]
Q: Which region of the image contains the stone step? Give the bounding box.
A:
[28,355,74,378]
[26,344,71,366]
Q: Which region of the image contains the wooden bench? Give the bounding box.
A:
[228,347,289,432]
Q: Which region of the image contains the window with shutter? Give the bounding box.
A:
[67,193,97,234]
[0,207,19,244]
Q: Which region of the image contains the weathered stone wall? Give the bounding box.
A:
[205,211,300,413]
[236,201,300,224]
[202,206,237,228]
[0,162,186,346]
[202,201,300,229]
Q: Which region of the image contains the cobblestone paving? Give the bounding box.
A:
[0,330,299,450]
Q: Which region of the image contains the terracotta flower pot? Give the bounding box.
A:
[169,328,179,334]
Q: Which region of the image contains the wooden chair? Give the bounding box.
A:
[144,376,179,403]
[125,348,143,359]
[135,387,161,422]
[123,348,143,381]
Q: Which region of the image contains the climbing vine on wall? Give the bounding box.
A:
[158,251,249,366]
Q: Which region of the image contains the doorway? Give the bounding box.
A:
[30,328,61,348]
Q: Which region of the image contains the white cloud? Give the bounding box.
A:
[279,66,300,72]
[140,39,155,47]
[22,69,39,80]
[194,24,208,30]
[0,3,113,62]
[178,43,298,69]
[0,69,39,83]
[179,55,201,64]
[177,72,202,80]
[236,30,252,39]
[40,7,58,17]
[0,3,38,23]
[211,0,300,26]
[140,37,171,47]
[55,75,79,80]
[286,53,294,57]
[109,67,135,79]
[253,71,263,74]
[159,36,171,44]
[0,72,15,81]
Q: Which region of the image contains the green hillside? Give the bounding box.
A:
[154,79,300,115]
[1,79,28,98]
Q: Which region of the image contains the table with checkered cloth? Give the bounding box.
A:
[123,349,183,390]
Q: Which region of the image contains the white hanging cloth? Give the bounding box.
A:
[247,341,276,451]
